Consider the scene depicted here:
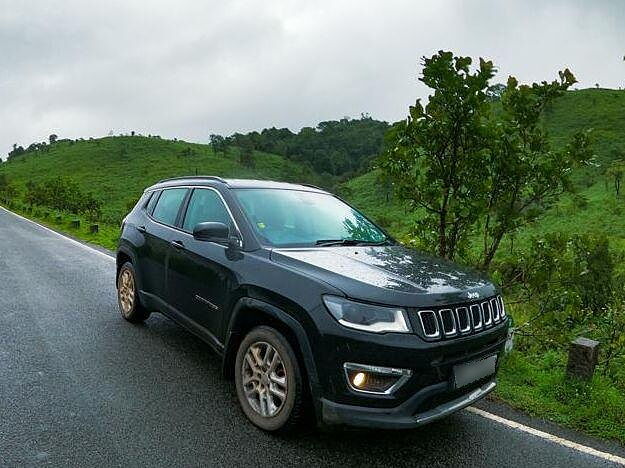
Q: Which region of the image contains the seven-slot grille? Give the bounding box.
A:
[416,295,506,340]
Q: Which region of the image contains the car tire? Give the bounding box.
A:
[117,261,150,323]
[235,326,307,433]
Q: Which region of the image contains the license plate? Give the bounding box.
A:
[453,355,497,388]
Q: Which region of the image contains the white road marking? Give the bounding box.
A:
[2,205,624,465]
[0,206,115,262]
[466,407,625,465]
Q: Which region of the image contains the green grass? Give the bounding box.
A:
[3,201,120,249]
[497,351,625,444]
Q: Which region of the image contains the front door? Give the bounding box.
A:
[167,188,238,339]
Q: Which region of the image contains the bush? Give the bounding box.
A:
[498,232,625,378]
[24,177,102,221]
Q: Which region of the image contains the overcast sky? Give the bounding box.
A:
[1,0,623,158]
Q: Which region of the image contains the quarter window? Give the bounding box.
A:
[146,190,160,214]
[151,188,188,226]
[182,189,231,232]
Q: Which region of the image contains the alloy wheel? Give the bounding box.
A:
[118,269,135,315]
[241,341,288,417]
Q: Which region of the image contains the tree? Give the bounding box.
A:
[478,71,592,268]
[239,140,255,168]
[380,51,495,259]
[607,159,625,197]
[486,83,507,101]
[381,51,592,268]
[209,134,227,155]
[49,134,58,144]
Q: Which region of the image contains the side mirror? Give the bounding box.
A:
[193,222,230,243]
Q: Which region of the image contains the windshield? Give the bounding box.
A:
[233,189,388,248]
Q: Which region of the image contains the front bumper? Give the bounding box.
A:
[321,378,496,429]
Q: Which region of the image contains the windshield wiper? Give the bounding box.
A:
[314,239,390,247]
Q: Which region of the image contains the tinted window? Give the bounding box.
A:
[234,189,386,247]
[152,188,187,226]
[182,189,231,232]
[146,191,160,214]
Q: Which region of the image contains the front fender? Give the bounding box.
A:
[223,297,322,420]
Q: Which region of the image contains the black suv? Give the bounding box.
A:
[116,176,511,432]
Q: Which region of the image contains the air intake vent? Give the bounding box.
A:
[470,304,482,330]
[481,301,492,326]
[490,298,500,322]
[418,310,439,338]
[456,307,471,333]
[439,309,456,336]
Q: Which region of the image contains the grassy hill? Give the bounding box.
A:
[0,136,319,225]
[344,88,625,250]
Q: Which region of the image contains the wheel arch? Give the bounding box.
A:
[116,245,142,292]
[223,297,322,420]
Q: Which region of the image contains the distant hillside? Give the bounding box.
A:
[0,136,319,224]
[224,115,390,178]
[344,88,625,247]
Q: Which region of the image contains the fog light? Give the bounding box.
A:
[352,372,367,388]
[344,363,411,395]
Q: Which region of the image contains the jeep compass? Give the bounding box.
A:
[116,176,511,432]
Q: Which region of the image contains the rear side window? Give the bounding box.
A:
[151,188,188,226]
[146,191,160,214]
[182,189,231,232]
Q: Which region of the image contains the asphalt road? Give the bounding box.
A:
[1,207,623,467]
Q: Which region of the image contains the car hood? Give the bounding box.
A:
[270,245,496,308]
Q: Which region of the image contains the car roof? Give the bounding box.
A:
[147,176,327,193]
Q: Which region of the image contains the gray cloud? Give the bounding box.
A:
[1,0,623,158]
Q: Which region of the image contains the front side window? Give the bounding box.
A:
[182,189,231,232]
[233,188,387,247]
[151,188,188,226]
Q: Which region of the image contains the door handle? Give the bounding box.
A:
[171,240,185,249]
[137,225,146,233]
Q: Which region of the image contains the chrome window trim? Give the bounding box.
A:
[439,308,457,336]
[455,306,471,333]
[418,310,440,338]
[145,185,243,247]
[343,362,412,395]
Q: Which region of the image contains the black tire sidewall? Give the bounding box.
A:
[235,326,302,432]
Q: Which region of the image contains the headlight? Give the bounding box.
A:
[322,295,410,333]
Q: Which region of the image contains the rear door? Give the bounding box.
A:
[167,187,239,339]
[141,187,189,300]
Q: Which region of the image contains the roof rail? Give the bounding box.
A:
[300,183,324,191]
[157,175,228,184]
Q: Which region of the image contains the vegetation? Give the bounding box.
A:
[380,51,592,268]
[222,114,389,178]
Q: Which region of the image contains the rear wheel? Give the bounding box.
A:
[117,261,150,323]
[235,326,307,433]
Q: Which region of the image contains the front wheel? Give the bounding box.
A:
[235,326,307,433]
[117,261,150,323]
